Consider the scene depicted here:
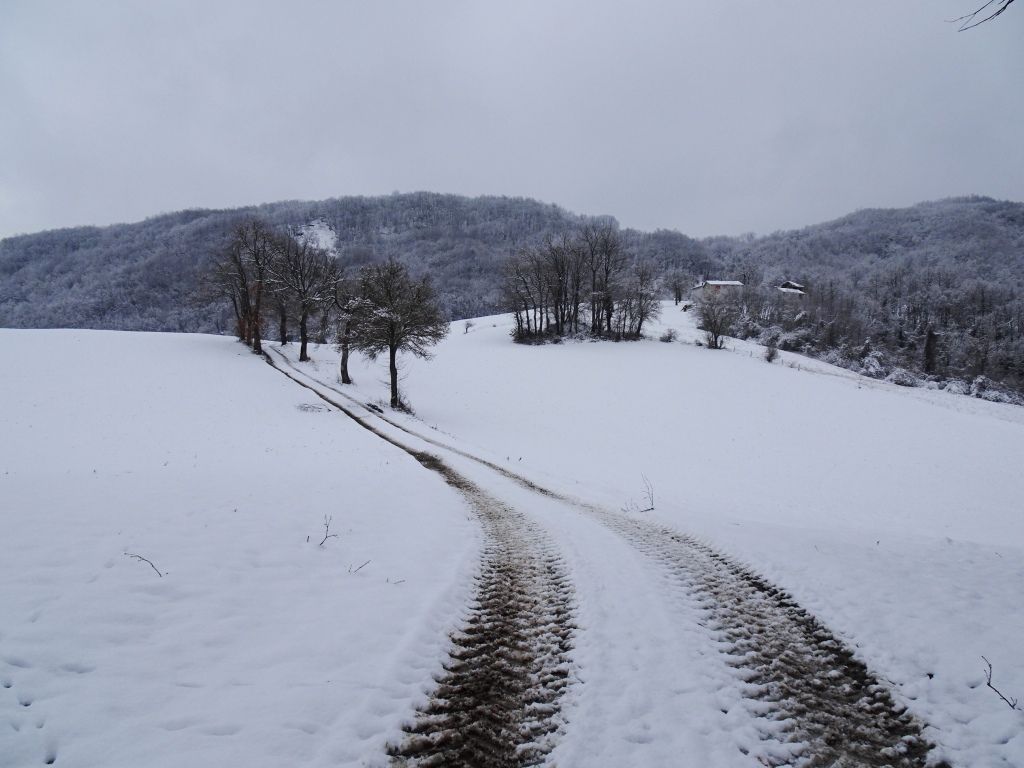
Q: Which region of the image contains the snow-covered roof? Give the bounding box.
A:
[778,286,807,295]
[695,280,743,287]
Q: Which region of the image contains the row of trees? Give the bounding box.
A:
[500,223,662,342]
[204,218,448,408]
[205,219,337,361]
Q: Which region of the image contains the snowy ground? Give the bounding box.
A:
[2,305,1022,766]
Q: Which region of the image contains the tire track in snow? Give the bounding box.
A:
[585,510,938,767]
[267,353,938,762]
[268,349,947,766]
[263,352,576,767]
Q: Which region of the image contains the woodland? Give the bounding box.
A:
[1,192,1022,401]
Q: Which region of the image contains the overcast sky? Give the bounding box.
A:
[1,1,1021,240]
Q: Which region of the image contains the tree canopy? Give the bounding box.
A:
[350,258,449,409]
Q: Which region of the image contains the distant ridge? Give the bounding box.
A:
[2,192,1023,396]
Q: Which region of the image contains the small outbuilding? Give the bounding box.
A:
[692,280,743,299]
[778,280,807,299]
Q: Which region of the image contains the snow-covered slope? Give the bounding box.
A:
[2,309,1022,766]
[0,330,478,767]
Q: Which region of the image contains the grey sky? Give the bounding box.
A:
[1,1,1021,240]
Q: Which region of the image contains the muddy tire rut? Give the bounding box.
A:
[388,482,575,768]
[264,353,576,766]
[589,510,939,767]
[266,350,943,767]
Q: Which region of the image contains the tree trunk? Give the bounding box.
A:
[923,327,938,374]
[298,310,309,362]
[340,342,352,384]
[278,303,288,345]
[251,288,263,354]
[389,343,399,408]
[339,319,353,384]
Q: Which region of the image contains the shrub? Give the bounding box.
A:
[886,368,919,387]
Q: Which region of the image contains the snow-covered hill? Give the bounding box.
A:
[2,306,1021,766]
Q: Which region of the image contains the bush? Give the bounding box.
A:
[764,342,779,363]
[659,328,677,343]
[886,368,919,387]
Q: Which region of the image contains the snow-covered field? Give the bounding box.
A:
[2,305,1022,766]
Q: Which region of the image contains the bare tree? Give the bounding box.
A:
[696,290,739,349]
[351,259,449,408]
[501,245,551,342]
[631,260,663,337]
[267,233,338,361]
[333,272,368,385]
[581,222,627,336]
[614,260,662,339]
[202,218,274,352]
[233,219,275,354]
[271,292,291,345]
[665,268,692,305]
[202,237,252,343]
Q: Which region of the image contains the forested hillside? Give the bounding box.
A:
[2,193,1023,398]
[705,197,1024,401]
[0,193,584,332]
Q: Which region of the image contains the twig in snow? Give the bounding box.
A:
[320,515,339,546]
[983,657,1020,710]
[641,474,655,511]
[622,475,656,514]
[124,552,162,577]
[350,560,370,574]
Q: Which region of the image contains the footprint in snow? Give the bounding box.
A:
[200,723,242,736]
[58,663,94,675]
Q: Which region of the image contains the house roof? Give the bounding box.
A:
[695,280,743,288]
[778,286,807,295]
[780,280,805,290]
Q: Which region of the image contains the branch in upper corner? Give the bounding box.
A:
[983,656,1020,710]
[952,0,1015,30]
[124,552,163,577]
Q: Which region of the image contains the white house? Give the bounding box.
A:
[692,280,743,299]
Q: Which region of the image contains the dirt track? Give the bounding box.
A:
[387,480,575,768]
[265,353,576,766]
[266,349,946,767]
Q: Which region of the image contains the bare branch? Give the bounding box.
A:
[952,0,1015,30]
[124,552,163,577]
[641,474,655,511]
[351,559,371,574]
[983,656,1020,709]
[320,514,339,546]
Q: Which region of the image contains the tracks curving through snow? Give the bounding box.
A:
[265,348,944,767]
[264,352,575,767]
